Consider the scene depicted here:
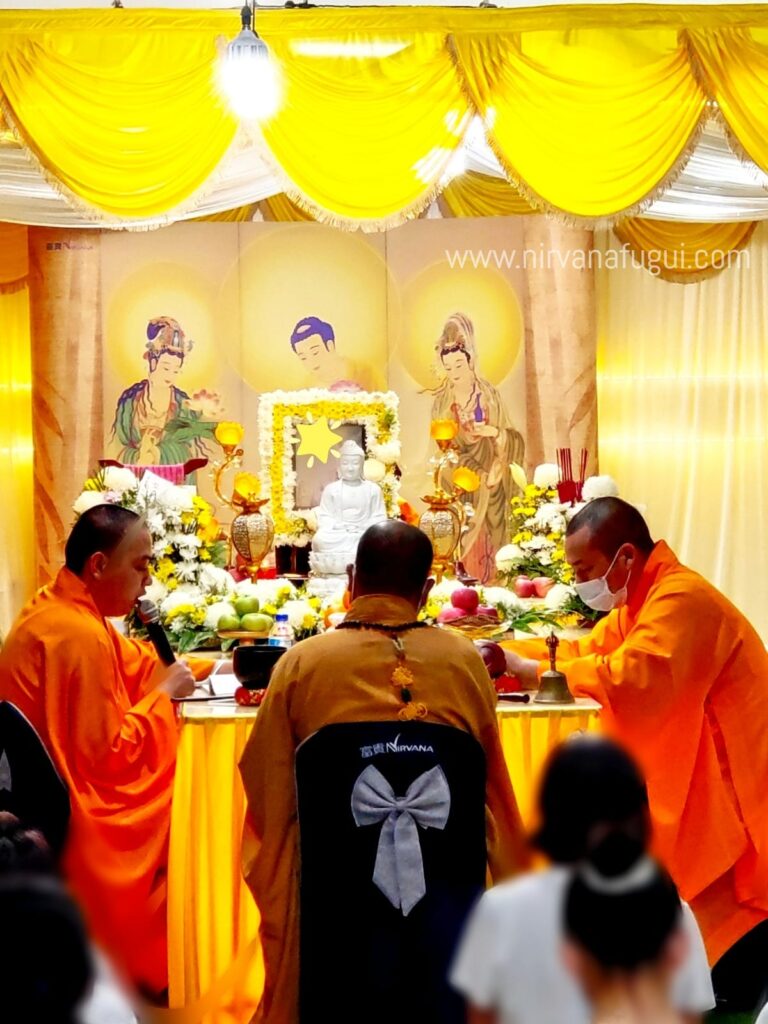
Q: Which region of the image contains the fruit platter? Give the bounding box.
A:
[435,586,508,640]
[216,595,275,642]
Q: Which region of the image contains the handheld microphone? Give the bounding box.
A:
[137,598,176,667]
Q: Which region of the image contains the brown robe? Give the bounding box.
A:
[239,593,528,1024]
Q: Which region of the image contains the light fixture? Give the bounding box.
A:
[221,4,281,122]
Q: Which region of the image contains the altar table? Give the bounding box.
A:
[167,698,601,1023]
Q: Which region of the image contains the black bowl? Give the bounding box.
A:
[233,642,288,690]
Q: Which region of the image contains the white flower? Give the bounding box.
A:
[73,491,108,515]
[152,538,169,559]
[254,579,297,606]
[160,588,201,616]
[234,579,261,599]
[369,440,401,464]
[481,586,524,613]
[199,564,234,596]
[101,466,138,493]
[173,532,202,553]
[158,486,195,512]
[141,578,168,607]
[582,475,620,500]
[495,544,524,572]
[533,464,560,489]
[204,600,236,629]
[175,562,200,583]
[524,535,553,551]
[363,458,386,483]
[281,599,318,631]
[298,508,318,533]
[429,578,463,603]
[533,503,567,534]
[544,583,574,611]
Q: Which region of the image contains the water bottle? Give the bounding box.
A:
[268,612,294,649]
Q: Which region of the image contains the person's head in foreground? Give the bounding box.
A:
[532,735,650,866]
[565,497,655,613]
[0,873,94,1024]
[564,834,686,1018]
[0,811,55,874]
[348,521,434,611]
[65,505,152,618]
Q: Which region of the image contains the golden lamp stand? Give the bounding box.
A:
[212,423,274,582]
[418,421,480,583]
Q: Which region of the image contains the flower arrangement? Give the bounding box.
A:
[495,463,622,623]
[73,467,229,652]
[258,389,401,547]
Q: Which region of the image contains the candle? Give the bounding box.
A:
[215,421,245,447]
[430,418,458,442]
[452,466,481,493]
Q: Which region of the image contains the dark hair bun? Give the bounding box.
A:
[586,829,646,879]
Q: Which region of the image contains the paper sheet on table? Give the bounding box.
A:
[208,660,239,697]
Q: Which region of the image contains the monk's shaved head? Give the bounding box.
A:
[353,521,434,603]
[566,497,654,559]
[65,505,143,575]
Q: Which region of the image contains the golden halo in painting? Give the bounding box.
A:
[105,262,219,395]
[217,224,390,395]
[395,261,523,390]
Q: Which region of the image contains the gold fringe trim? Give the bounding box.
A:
[0,86,242,232]
[447,31,710,229]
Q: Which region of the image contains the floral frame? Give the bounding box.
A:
[258,389,401,547]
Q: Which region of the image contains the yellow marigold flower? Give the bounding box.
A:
[167,578,178,591]
[302,614,317,630]
[524,484,538,497]
[199,549,211,561]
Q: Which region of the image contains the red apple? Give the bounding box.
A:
[474,640,507,678]
[533,577,555,598]
[513,576,536,599]
[476,605,500,620]
[451,587,480,614]
[437,606,466,623]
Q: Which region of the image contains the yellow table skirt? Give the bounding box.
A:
[168,699,600,1022]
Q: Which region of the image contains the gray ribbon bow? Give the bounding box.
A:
[351,764,451,916]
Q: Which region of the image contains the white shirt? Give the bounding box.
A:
[450,866,714,1024]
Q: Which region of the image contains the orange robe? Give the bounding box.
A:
[0,567,210,993]
[239,594,528,1024]
[505,541,768,963]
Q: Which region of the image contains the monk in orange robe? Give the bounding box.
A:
[0,505,208,997]
[503,497,768,999]
[240,522,528,1024]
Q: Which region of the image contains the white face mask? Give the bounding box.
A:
[574,548,630,612]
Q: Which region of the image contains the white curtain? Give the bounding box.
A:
[595,222,768,638]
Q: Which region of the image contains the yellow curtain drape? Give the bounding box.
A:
[614,217,758,281]
[688,28,768,174]
[439,171,536,217]
[257,27,470,227]
[453,29,707,219]
[0,12,237,219]
[0,223,34,637]
[260,193,314,222]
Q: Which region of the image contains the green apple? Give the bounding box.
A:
[241,612,273,634]
[234,596,260,617]
[217,613,241,632]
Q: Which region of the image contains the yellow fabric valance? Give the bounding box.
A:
[688,29,768,175]
[5,9,768,223]
[453,29,706,219]
[0,12,237,219]
[440,171,536,217]
[613,217,757,281]
[258,28,469,227]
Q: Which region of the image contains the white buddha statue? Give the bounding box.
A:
[309,440,387,577]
